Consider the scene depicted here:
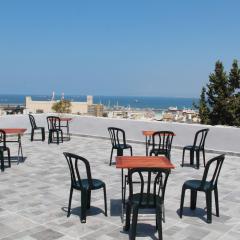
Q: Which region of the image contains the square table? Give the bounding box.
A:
[1,128,27,169]
[59,117,72,141]
[142,131,176,156]
[116,155,175,222]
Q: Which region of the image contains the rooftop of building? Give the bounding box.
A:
[0,127,239,239]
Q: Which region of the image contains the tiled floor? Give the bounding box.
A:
[0,135,239,240]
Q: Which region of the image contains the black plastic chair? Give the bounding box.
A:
[124,168,170,240]
[29,114,45,141]
[182,128,209,169]
[0,129,11,172]
[63,152,107,223]
[47,116,63,144]
[179,154,225,223]
[149,131,174,160]
[108,127,133,166]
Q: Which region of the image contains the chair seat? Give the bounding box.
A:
[150,149,168,155]
[0,146,9,151]
[130,193,163,207]
[184,145,202,151]
[184,179,212,191]
[114,144,131,150]
[50,129,62,132]
[34,127,44,130]
[74,179,105,190]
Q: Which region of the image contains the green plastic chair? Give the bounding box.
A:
[180,154,225,223]
[63,152,107,223]
[124,168,170,240]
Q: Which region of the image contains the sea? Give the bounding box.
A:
[0,94,198,110]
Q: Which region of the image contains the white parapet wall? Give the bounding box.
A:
[0,114,239,154]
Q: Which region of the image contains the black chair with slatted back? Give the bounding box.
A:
[29,114,45,141]
[180,154,225,223]
[47,116,63,144]
[124,168,170,240]
[63,152,107,223]
[182,128,209,169]
[0,129,11,171]
[108,127,133,166]
[149,131,174,160]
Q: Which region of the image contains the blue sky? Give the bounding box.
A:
[0,0,240,97]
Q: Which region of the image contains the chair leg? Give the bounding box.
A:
[124,202,131,231]
[182,148,186,167]
[109,148,113,166]
[87,190,91,209]
[206,191,212,223]
[179,186,186,218]
[67,187,73,217]
[214,188,219,217]
[57,132,59,144]
[31,129,34,141]
[190,150,194,165]
[81,190,87,223]
[103,185,107,216]
[42,128,45,141]
[202,149,206,167]
[117,148,123,156]
[190,190,197,210]
[196,151,200,169]
[7,148,11,168]
[48,131,51,144]
[162,204,165,223]
[123,175,127,205]
[130,147,133,156]
[61,131,63,143]
[0,151,4,172]
[131,205,139,240]
[156,204,163,240]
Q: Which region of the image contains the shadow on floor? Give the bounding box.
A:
[110,199,121,216]
[62,205,105,218]
[121,223,159,240]
[176,207,212,223]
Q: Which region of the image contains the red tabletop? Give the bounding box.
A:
[116,156,175,169]
[1,128,27,135]
[60,117,72,121]
[49,117,72,121]
[142,131,176,137]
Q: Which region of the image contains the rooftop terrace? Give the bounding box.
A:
[0,134,239,240]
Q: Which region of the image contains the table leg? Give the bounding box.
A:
[17,135,23,164]
[145,136,148,156]
[121,168,125,223]
[67,121,70,140]
[0,150,4,172]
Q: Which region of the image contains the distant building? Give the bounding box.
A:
[25,96,103,117]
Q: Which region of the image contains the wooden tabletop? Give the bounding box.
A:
[60,117,72,121]
[1,128,27,135]
[116,156,175,169]
[142,131,176,137]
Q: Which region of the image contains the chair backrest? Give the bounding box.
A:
[193,128,209,149]
[108,127,127,148]
[151,131,174,155]
[128,168,170,208]
[63,152,93,190]
[201,154,225,189]
[29,114,37,129]
[47,116,61,130]
[0,129,7,148]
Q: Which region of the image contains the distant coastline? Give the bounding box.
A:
[0,94,198,110]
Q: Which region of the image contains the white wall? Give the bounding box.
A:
[0,114,239,154]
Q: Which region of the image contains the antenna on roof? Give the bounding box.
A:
[51,91,55,101]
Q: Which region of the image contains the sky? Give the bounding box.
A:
[0,0,240,97]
